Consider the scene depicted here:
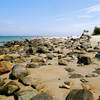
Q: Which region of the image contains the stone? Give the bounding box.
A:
[10,64,29,79]
[1,81,20,95]
[14,89,38,100]
[31,57,46,66]
[85,72,98,77]
[31,57,45,63]
[58,59,67,65]
[31,93,53,100]
[65,68,75,72]
[26,47,34,55]
[19,76,33,86]
[59,81,71,89]
[77,56,92,65]
[26,63,39,68]
[46,54,54,60]
[0,77,5,86]
[0,61,12,75]
[95,53,100,59]
[69,73,83,78]
[36,47,48,53]
[0,50,7,55]
[66,89,93,100]
[93,68,100,74]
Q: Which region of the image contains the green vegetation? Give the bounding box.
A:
[92,27,100,35]
[83,30,89,33]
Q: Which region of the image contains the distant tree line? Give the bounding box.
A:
[92,27,100,35]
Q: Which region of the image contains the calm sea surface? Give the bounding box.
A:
[0,36,34,42]
[0,36,35,46]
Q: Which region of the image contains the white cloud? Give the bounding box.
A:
[84,4,100,13]
[79,15,93,18]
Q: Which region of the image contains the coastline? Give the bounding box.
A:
[0,34,100,100]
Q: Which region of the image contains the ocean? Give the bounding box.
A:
[0,36,34,42]
[0,36,34,46]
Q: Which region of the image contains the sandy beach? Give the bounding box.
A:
[0,34,100,100]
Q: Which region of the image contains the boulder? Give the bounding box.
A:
[31,57,46,66]
[1,81,20,95]
[69,73,83,78]
[46,54,54,60]
[0,61,12,75]
[58,59,67,65]
[19,76,33,86]
[26,47,35,55]
[65,68,75,72]
[85,72,98,77]
[31,93,53,100]
[36,47,48,53]
[26,63,40,68]
[95,53,100,59]
[0,50,7,55]
[0,77,5,86]
[66,89,93,100]
[14,89,38,100]
[93,68,100,74]
[10,64,29,79]
[77,56,92,65]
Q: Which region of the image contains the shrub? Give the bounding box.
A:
[92,27,100,35]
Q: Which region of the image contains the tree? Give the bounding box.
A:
[92,27,100,35]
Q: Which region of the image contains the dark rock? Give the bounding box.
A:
[46,54,54,60]
[31,93,53,100]
[14,89,38,100]
[36,47,48,53]
[10,64,29,79]
[1,81,20,95]
[95,53,100,59]
[26,47,35,55]
[0,50,7,55]
[26,63,39,68]
[69,73,83,78]
[65,68,75,72]
[77,56,92,65]
[66,89,93,100]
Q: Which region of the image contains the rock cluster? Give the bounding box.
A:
[0,33,100,100]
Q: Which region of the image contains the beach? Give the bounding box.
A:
[0,34,100,100]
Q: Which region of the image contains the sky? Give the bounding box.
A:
[0,0,100,36]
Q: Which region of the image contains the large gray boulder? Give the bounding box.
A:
[14,89,38,100]
[66,89,93,100]
[31,93,53,100]
[69,73,83,78]
[10,64,29,79]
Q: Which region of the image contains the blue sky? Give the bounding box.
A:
[0,0,100,36]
